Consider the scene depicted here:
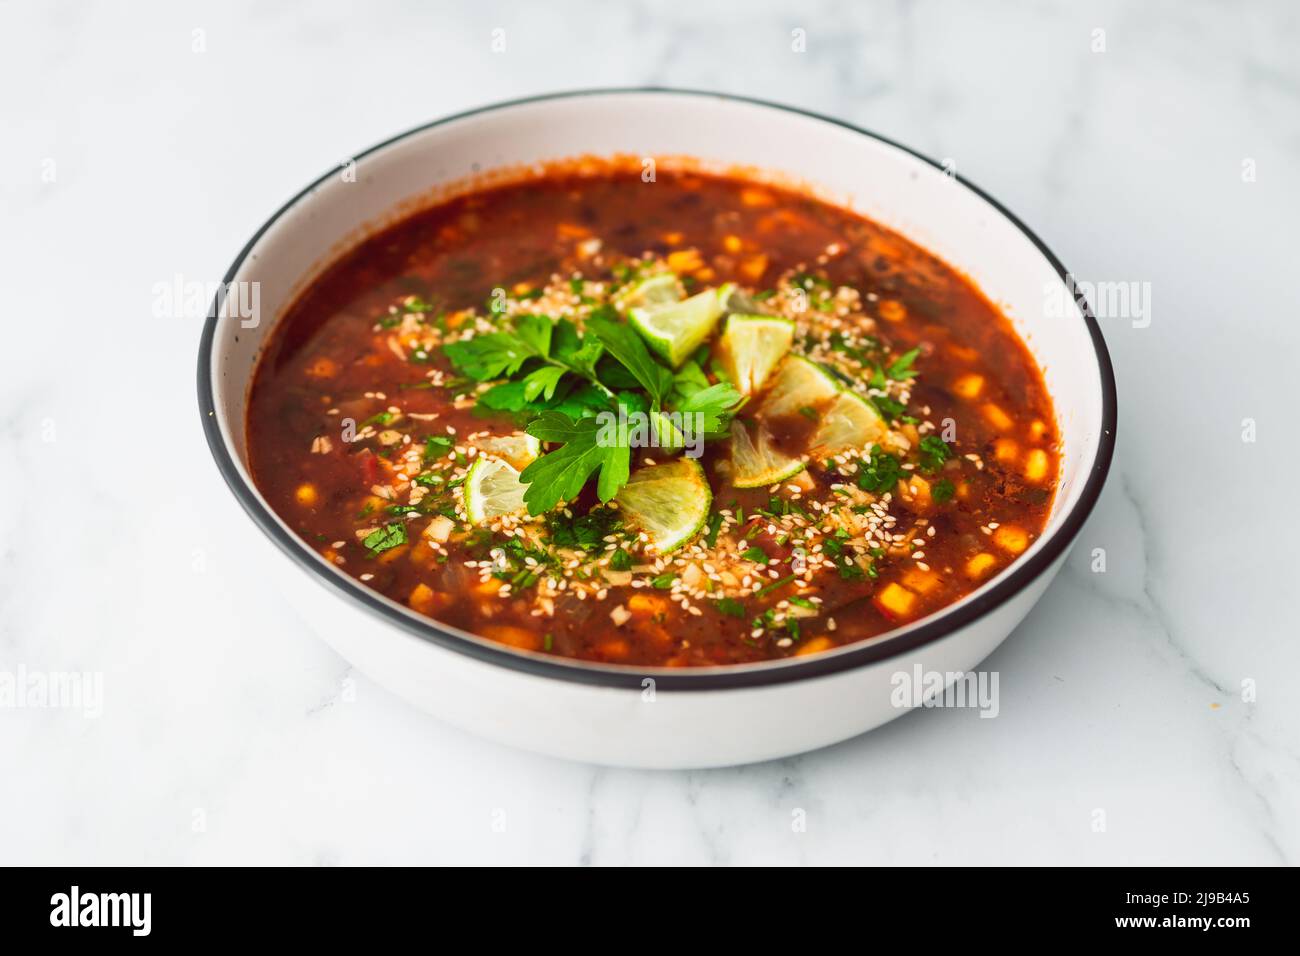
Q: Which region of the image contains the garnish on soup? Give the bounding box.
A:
[247,164,1059,665]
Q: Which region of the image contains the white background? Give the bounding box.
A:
[1,0,1296,864]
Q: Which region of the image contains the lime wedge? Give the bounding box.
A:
[728,418,806,488]
[716,314,795,396]
[628,286,727,368]
[615,272,680,311]
[474,432,541,470]
[463,456,528,524]
[754,355,841,420]
[614,458,712,553]
[719,285,765,315]
[808,390,885,460]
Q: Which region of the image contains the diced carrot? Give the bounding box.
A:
[480,624,542,652]
[472,577,504,599]
[628,594,668,616]
[305,356,338,379]
[661,231,684,246]
[555,222,591,240]
[294,483,318,507]
[376,544,408,564]
[874,582,916,619]
[794,636,835,656]
[901,568,939,594]
[993,438,1019,463]
[993,525,1029,555]
[597,638,630,660]
[722,234,744,253]
[408,583,444,615]
[965,553,997,578]
[740,187,775,207]
[878,300,907,322]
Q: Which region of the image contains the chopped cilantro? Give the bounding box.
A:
[362,523,407,556]
[716,597,746,618]
[918,435,952,473]
[856,445,905,495]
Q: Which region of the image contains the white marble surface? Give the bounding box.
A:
[2,0,1297,865]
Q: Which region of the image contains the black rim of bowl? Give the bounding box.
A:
[197,87,1118,691]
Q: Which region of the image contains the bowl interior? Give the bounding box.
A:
[205,90,1109,669]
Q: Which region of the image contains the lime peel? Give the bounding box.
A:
[728,419,806,488]
[463,456,529,524]
[614,458,712,553]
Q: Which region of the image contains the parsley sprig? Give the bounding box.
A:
[445,299,741,514]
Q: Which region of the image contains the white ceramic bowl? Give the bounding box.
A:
[198,89,1116,769]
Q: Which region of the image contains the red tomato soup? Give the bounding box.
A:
[247,163,1059,666]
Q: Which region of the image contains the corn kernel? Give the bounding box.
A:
[952,373,984,399]
[722,234,743,253]
[1024,448,1050,483]
[1029,419,1048,439]
[294,483,318,507]
[983,403,1014,432]
[666,249,703,273]
[739,253,768,283]
[993,438,1019,463]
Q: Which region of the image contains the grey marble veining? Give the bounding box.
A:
[1,0,1296,864]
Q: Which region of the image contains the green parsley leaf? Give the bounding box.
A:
[918,435,951,473]
[443,329,544,381]
[755,574,797,597]
[520,411,630,513]
[522,365,567,402]
[671,381,744,436]
[932,478,956,503]
[423,435,453,461]
[886,347,920,380]
[856,445,905,495]
[870,393,907,422]
[586,310,674,409]
[703,511,725,548]
[716,597,746,618]
[362,523,407,556]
